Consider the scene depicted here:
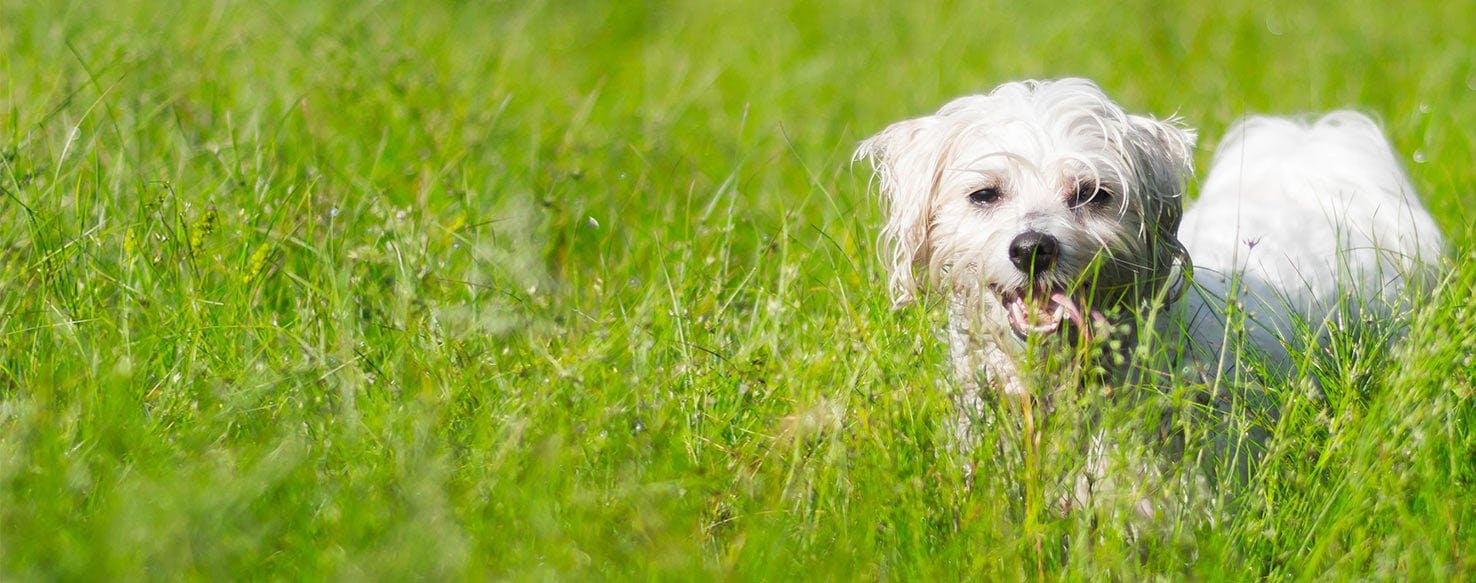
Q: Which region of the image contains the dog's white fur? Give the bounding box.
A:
[1178,112,1445,373]
[856,78,1445,431]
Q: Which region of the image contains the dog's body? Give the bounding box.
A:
[1176,112,1445,375]
[857,79,1445,444]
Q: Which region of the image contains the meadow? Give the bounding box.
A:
[1,0,1472,578]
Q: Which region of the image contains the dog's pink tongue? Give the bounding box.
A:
[1049,291,1085,329]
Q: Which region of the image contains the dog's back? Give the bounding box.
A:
[1173,112,1446,369]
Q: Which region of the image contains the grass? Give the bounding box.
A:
[1,0,1473,578]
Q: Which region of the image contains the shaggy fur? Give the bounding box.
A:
[856,78,1445,439]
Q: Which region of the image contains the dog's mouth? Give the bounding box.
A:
[1000,287,1088,339]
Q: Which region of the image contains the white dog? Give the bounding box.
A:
[856,78,1445,445]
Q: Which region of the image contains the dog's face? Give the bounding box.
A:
[857,79,1195,352]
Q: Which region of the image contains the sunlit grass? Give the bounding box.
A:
[1,0,1472,578]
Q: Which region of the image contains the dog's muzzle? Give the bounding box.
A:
[997,231,1107,341]
[1008,231,1059,276]
[1001,288,1083,337]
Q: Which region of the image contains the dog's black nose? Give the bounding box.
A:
[1008,231,1059,275]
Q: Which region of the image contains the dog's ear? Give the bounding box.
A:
[855,117,946,307]
[1127,115,1197,278]
[1128,115,1196,196]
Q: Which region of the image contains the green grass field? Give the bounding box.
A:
[2,0,1473,578]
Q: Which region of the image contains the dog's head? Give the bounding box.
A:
[856,78,1194,346]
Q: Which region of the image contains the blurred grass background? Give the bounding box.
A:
[1,0,1472,578]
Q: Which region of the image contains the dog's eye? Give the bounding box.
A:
[968,187,1001,205]
[1071,184,1112,207]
